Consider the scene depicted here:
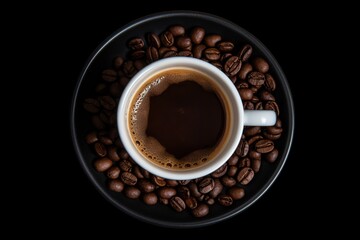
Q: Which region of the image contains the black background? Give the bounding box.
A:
[35,2,340,237]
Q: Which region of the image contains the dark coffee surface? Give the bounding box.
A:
[147,80,225,159]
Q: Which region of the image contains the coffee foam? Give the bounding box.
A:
[129,67,228,171]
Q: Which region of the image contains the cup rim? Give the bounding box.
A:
[117,57,243,180]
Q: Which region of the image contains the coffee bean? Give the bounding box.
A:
[143,193,158,205]
[227,154,239,165]
[95,83,107,94]
[176,36,192,49]
[221,176,237,187]
[244,126,261,137]
[188,182,202,198]
[170,196,186,212]
[217,41,234,52]
[178,50,193,57]
[191,27,205,44]
[85,131,98,144]
[243,101,254,110]
[131,166,143,179]
[238,63,253,80]
[91,115,105,130]
[192,204,209,217]
[107,146,120,161]
[122,60,136,77]
[208,179,223,198]
[248,135,263,145]
[236,81,249,89]
[237,167,255,185]
[158,187,177,199]
[119,159,132,172]
[207,198,215,205]
[218,194,233,206]
[238,44,253,62]
[147,32,161,48]
[99,135,112,145]
[178,180,191,185]
[235,139,249,157]
[159,197,169,205]
[83,98,100,113]
[238,157,251,168]
[265,148,279,163]
[124,186,141,199]
[211,163,228,178]
[248,71,265,86]
[134,59,147,70]
[138,179,156,193]
[146,46,159,63]
[204,34,222,47]
[224,56,242,76]
[160,31,174,47]
[98,96,115,111]
[106,166,121,179]
[121,172,137,186]
[128,38,144,50]
[130,49,145,60]
[192,44,206,58]
[248,150,261,160]
[266,126,283,135]
[177,186,190,199]
[166,180,179,187]
[264,101,280,116]
[113,56,124,69]
[252,158,261,173]
[198,178,215,194]
[185,197,198,209]
[265,73,276,91]
[227,165,238,177]
[204,48,221,61]
[264,132,281,140]
[228,187,245,200]
[108,179,124,192]
[255,102,263,110]
[169,25,185,37]
[94,157,112,172]
[94,142,107,157]
[253,57,269,73]
[109,81,122,97]
[119,76,130,87]
[259,90,275,101]
[102,69,117,82]
[238,88,253,100]
[162,50,177,58]
[255,139,274,153]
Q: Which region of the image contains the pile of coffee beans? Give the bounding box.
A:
[83,25,283,218]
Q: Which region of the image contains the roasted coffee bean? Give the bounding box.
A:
[191,27,205,44]
[160,31,174,47]
[188,182,202,198]
[119,149,129,159]
[176,36,192,49]
[113,56,124,69]
[250,86,259,94]
[238,44,253,62]
[147,32,161,48]
[119,76,130,87]
[265,148,279,163]
[265,73,276,91]
[211,163,228,178]
[251,95,260,103]
[238,88,253,100]
[102,69,117,82]
[221,175,237,187]
[276,118,282,128]
[107,146,120,161]
[132,166,144,179]
[224,56,242,76]
[170,196,186,212]
[178,50,193,57]
[166,180,179,187]
[153,176,167,187]
[244,126,261,137]
[140,168,150,179]
[177,186,190,199]
[220,52,232,62]
[238,63,253,80]
[99,135,112,145]
[237,167,255,185]
[94,142,107,157]
[119,159,132,172]
[264,101,280,115]
[162,50,177,58]
[158,187,177,199]
[227,165,238,177]
[114,138,123,148]
[217,41,234,52]
[98,96,115,111]
[218,194,233,206]
[204,48,220,61]
[85,131,98,144]
[248,135,263,145]
[99,111,110,125]
[95,83,107,94]
[146,46,159,63]
[91,115,105,130]
[94,157,112,172]
[134,59,147,70]
[124,186,141,199]
[236,81,248,90]
[109,81,122,97]
[159,197,169,205]
[248,71,265,86]
[108,179,124,192]
[121,172,137,185]
[128,38,144,50]
[130,49,145,60]
[178,180,191,185]
[204,34,222,47]
[211,61,223,70]
[158,47,171,57]
[248,150,261,160]
[235,139,249,157]
[255,102,263,110]
[264,132,281,140]
[207,198,215,205]
[255,139,274,153]
[198,178,215,194]
[106,166,121,179]
[192,204,209,217]
[208,179,223,198]
[252,158,261,173]
[238,157,251,168]
[244,101,254,110]
[138,179,156,193]
[192,44,206,58]
[83,98,100,113]
[197,195,205,202]
[227,154,239,166]
[169,25,185,36]
[228,187,245,200]
[122,60,136,77]
[259,90,275,101]
[185,197,198,209]
[266,126,283,135]
[253,57,269,73]
[143,193,158,205]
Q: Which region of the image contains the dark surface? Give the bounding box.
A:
[48,3,332,237]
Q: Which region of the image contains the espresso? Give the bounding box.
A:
[129,68,227,170]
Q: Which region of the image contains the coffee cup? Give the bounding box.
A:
[117,57,276,180]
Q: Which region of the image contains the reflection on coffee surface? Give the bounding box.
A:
[129,68,226,170]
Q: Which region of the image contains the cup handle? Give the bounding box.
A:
[243,110,276,126]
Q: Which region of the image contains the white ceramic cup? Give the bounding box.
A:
[118,57,276,180]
